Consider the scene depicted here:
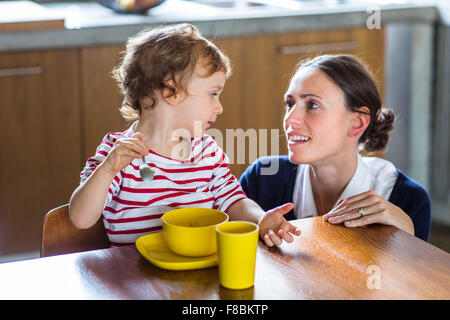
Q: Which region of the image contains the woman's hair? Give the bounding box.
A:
[294,54,394,152]
[112,23,231,122]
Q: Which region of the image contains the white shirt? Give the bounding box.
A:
[293,154,398,219]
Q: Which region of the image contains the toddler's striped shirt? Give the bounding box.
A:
[80,123,246,246]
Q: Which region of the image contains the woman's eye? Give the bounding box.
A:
[309,101,319,109]
[285,101,294,109]
[210,92,218,97]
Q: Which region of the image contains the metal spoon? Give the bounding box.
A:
[139,156,155,182]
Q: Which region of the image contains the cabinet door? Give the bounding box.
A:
[0,49,81,257]
[214,35,282,179]
[80,45,128,161]
[274,27,386,157]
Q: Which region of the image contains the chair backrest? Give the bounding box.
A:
[41,204,110,257]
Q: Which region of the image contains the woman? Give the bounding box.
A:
[240,54,431,247]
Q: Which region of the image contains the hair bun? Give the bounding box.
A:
[363,108,395,152]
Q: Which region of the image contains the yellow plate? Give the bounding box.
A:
[135,232,218,271]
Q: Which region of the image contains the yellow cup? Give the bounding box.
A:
[162,208,228,257]
[216,221,259,290]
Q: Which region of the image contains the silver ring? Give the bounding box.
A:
[359,208,365,217]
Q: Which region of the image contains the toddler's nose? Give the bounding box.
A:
[215,101,223,115]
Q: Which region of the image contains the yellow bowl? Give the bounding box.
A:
[161,208,228,257]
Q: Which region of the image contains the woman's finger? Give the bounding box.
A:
[328,202,381,224]
[324,194,377,221]
[323,204,354,221]
[323,207,344,221]
[344,212,383,228]
[323,201,357,221]
[331,199,346,211]
[328,209,361,224]
[327,199,382,223]
[340,190,376,206]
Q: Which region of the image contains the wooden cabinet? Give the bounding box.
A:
[79,45,128,161]
[0,26,385,259]
[0,49,82,257]
[214,35,281,177]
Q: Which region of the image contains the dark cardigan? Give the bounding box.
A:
[239,156,431,242]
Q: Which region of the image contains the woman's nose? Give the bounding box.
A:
[284,104,305,126]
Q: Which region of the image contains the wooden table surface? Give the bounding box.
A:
[0,217,449,299]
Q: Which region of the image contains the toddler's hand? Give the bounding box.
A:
[102,132,149,176]
[259,203,301,247]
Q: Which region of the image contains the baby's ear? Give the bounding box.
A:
[139,95,156,111]
[162,79,186,106]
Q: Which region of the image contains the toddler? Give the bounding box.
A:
[69,24,300,247]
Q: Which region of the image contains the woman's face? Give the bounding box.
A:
[283,67,356,165]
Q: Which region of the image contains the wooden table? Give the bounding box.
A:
[0,217,449,300]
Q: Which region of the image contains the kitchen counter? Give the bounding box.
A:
[0,0,444,52]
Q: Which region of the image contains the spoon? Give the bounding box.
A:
[139,156,155,182]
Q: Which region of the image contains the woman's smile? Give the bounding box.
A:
[287,131,311,145]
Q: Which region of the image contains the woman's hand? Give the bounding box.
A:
[259,203,301,247]
[102,132,149,176]
[322,190,415,235]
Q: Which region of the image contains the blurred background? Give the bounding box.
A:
[0,0,449,262]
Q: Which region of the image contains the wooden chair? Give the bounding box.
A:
[41,204,110,257]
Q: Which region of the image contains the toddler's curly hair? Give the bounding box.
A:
[112,23,231,121]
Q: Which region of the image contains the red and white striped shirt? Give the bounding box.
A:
[80,122,247,246]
